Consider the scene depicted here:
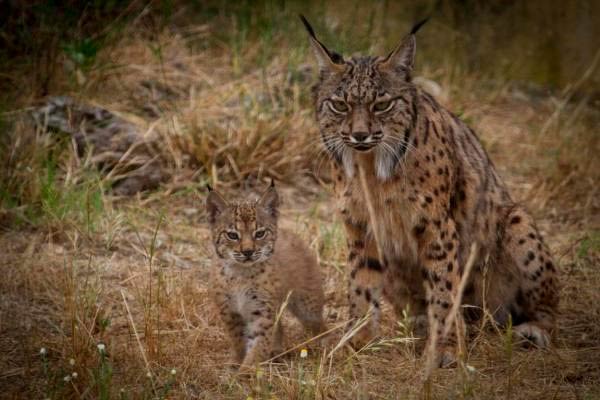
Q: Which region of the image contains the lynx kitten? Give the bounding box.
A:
[206,182,326,369]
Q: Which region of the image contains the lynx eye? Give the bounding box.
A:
[328,100,349,114]
[254,229,266,240]
[226,231,240,241]
[372,100,395,113]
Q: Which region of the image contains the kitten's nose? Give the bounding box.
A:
[352,131,370,142]
[242,250,254,258]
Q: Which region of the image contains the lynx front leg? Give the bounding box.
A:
[213,293,246,366]
[240,302,277,371]
[223,312,247,366]
[345,220,384,348]
[416,216,462,367]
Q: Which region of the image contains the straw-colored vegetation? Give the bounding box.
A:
[0,1,598,399]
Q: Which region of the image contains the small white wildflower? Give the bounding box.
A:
[170,368,176,376]
[300,348,308,358]
[71,372,78,379]
[97,343,106,353]
[40,347,47,356]
[69,358,75,366]
[466,364,476,373]
[64,375,71,382]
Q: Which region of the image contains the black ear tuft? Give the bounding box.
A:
[269,178,275,188]
[206,184,213,192]
[410,17,430,35]
[299,14,345,66]
[299,14,317,39]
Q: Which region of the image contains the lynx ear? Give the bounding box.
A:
[299,15,345,73]
[379,18,429,75]
[206,185,228,224]
[257,180,279,218]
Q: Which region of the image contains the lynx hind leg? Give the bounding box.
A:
[503,207,559,348]
[513,323,551,348]
[289,291,326,337]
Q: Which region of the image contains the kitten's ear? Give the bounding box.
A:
[379,18,428,75]
[206,185,228,224]
[258,180,279,218]
[299,15,345,73]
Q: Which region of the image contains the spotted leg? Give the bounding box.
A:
[415,215,462,368]
[344,219,384,348]
[239,289,281,371]
[214,293,247,366]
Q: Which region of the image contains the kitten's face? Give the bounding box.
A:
[302,16,422,180]
[206,184,279,266]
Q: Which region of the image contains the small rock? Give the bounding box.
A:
[182,208,199,217]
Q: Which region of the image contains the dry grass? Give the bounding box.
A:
[1,3,599,399]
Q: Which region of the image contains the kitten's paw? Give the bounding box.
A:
[438,349,457,368]
[316,330,336,349]
[513,323,551,348]
[238,362,263,379]
[348,325,377,349]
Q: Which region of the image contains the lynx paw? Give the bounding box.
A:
[348,325,377,350]
[438,349,457,368]
[513,323,551,348]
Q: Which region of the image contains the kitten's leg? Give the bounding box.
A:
[240,300,276,370]
[502,207,559,347]
[214,295,246,366]
[290,293,326,337]
[223,312,246,366]
[416,216,462,368]
[345,222,384,348]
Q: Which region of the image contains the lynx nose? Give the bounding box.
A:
[242,250,254,258]
[351,131,370,143]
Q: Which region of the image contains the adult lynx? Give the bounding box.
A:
[302,16,558,367]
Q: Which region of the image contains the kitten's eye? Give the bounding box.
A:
[372,100,395,113]
[328,100,349,114]
[226,231,240,241]
[254,229,266,240]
